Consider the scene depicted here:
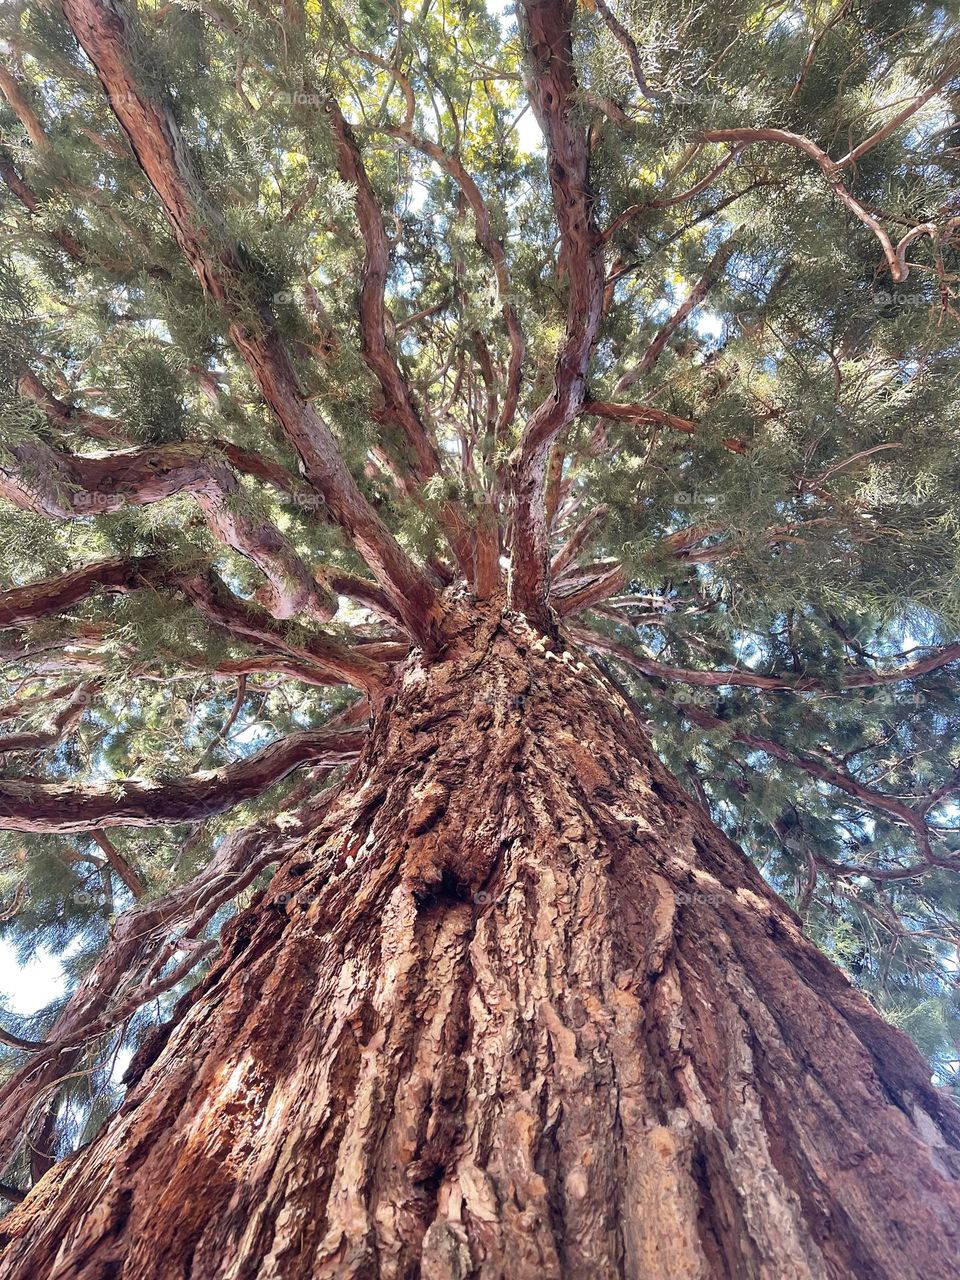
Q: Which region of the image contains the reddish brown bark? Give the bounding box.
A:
[326,100,476,584]
[0,682,93,755]
[0,727,365,833]
[60,0,444,647]
[0,438,336,623]
[1,604,958,1278]
[508,0,605,620]
[0,561,390,692]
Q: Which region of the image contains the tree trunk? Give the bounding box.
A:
[2,604,959,1279]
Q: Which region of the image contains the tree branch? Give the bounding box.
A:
[509,0,605,619]
[0,65,50,149]
[326,102,446,484]
[552,565,627,616]
[0,558,163,628]
[89,830,145,899]
[0,682,94,755]
[697,96,960,283]
[174,570,390,691]
[582,399,698,435]
[636,232,739,376]
[578,627,960,869]
[325,99,476,581]
[0,437,336,622]
[592,0,665,103]
[17,367,312,502]
[574,626,960,694]
[0,728,365,833]
[60,0,443,646]
[600,147,741,243]
[0,559,390,692]
[378,110,525,441]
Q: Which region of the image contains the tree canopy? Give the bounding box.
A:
[0,0,959,1192]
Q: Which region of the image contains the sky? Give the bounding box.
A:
[0,938,65,1020]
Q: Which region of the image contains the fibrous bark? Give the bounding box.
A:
[1,602,958,1279]
[0,727,365,833]
[0,438,336,622]
[60,0,445,648]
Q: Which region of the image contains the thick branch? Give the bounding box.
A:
[552,565,627,616]
[0,438,335,622]
[0,558,162,628]
[60,0,442,646]
[0,728,365,833]
[174,570,390,691]
[0,66,49,149]
[0,778,337,1171]
[582,399,698,435]
[326,100,475,581]
[0,683,93,755]
[0,560,389,691]
[550,505,608,577]
[17,368,311,502]
[326,102,444,484]
[509,0,606,617]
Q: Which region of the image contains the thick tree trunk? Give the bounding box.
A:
[2,604,959,1279]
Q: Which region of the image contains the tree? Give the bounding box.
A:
[0,0,958,1272]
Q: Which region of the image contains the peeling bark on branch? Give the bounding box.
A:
[552,564,627,616]
[0,727,364,833]
[59,0,443,647]
[0,438,336,622]
[509,0,605,620]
